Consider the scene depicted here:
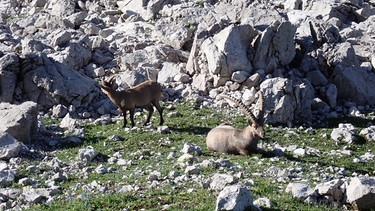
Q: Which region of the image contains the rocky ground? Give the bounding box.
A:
[1,0,375,210]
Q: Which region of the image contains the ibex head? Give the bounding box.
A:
[100,75,117,94]
[219,91,265,138]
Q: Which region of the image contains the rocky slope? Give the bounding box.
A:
[0,0,374,126]
[1,0,375,210]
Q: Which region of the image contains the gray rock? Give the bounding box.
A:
[51,172,68,182]
[148,171,161,181]
[214,158,233,168]
[19,191,45,204]
[285,183,316,200]
[216,184,254,211]
[0,101,38,144]
[78,146,99,162]
[119,185,136,193]
[325,84,337,108]
[95,164,108,174]
[180,143,202,156]
[0,169,16,186]
[203,24,258,77]
[330,123,357,144]
[346,176,375,210]
[253,197,273,208]
[243,73,262,88]
[231,70,249,83]
[22,54,98,110]
[315,179,345,201]
[210,174,238,191]
[177,154,197,165]
[51,104,68,118]
[45,0,75,17]
[60,113,77,129]
[157,62,183,84]
[158,126,170,134]
[184,166,202,175]
[0,69,17,102]
[253,21,296,74]
[360,126,375,142]
[50,30,72,47]
[0,132,21,160]
[333,65,375,105]
[153,20,192,50]
[260,78,296,125]
[306,70,328,86]
[293,148,306,158]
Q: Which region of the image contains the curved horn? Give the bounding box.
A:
[218,94,258,126]
[257,91,265,125]
[106,74,117,84]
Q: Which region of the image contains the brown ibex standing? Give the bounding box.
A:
[100,75,164,128]
[206,91,265,155]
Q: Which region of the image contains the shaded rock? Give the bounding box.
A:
[184,166,202,175]
[333,65,375,105]
[315,179,345,202]
[325,84,337,108]
[0,132,22,160]
[0,169,16,187]
[0,101,38,144]
[0,69,17,102]
[359,126,375,142]
[346,176,375,210]
[306,70,328,86]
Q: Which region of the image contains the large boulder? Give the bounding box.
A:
[253,21,296,74]
[346,176,375,210]
[202,24,258,77]
[0,131,22,160]
[153,19,193,50]
[0,101,38,144]
[22,53,98,109]
[260,78,297,125]
[332,65,375,105]
[0,70,17,102]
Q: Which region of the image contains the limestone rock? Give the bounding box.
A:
[210,174,238,191]
[0,101,38,144]
[286,183,316,200]
[346,176,375,210]
[216,184,254,211]
[0,132,22,160]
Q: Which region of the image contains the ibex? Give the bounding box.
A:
[206,91,265,155]
[100,75,164,128]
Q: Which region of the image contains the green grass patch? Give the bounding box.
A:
[23,101,375,210]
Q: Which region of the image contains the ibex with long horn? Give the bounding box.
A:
[206,91,265,155]
[100,75,164,128]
